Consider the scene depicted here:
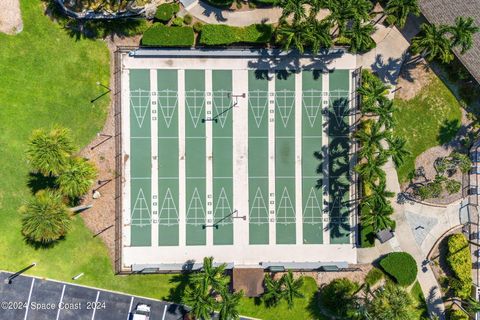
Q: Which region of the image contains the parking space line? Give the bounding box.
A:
[91,291,100,320]
[127,297,134,320]
[55,285,66,320]
[162,305,167,320]
[24,278,35,320]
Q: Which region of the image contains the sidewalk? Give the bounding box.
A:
[181,0,283,26]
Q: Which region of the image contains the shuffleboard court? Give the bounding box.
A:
[301,70,323,244]
[157,69,179,246]
[129,69,152,246]
[120,50,358,271]
[328,70,351,244]
[275,72,296,244]
[248,71,270,245]
[212,70,234,245]
[185,70,206,246]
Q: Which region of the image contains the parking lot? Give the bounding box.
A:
[0,272,185,320]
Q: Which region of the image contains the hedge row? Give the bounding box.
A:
[379,252,417,286]
[154,3,180,22]
[203,0,234,8]
[199,24,273,45]
[446,234,472,299]
[142,25,195,47]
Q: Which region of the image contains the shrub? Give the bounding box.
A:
[449,310,469,320]
[365,267,384,286]
[360,222,375,248]
[193,21,203,33]
[446,234,472,299]
[183,14,193,25]
[142,25,195,47]
[203,0,234,8]
[251,0,275,5]
[379,252,417,286]
[199,24,273,45]
[171,17,184,27]
[154,3,180,22]
[445,179,461,194]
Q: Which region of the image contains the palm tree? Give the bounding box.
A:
[357,78,390,114]
[276,21,307,53]
[26,126,75,176]
[361,200,395,232]
[280,271,304,308]
[57,157,97,199]
[385,0,420,29]
[355,153,388,183]
[374,99,396,130]
[308,18,334,53]
[218,290,243,320]
[367,283,416,320]
[363,179,395,210]
[263,274,283,307]
[350,0,373,24]
[386,135,411,168]
[20,189,71,244]
[355,121,387,158]
[275,0,307,24]
[411,23,454,63]
[191,257,229,293]
[183,283,215,320]
[345,20,376,53]
[449,16,480,54]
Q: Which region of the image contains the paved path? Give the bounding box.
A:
[0,0,23,34]
[181,0,283,26]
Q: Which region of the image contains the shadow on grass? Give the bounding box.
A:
[27,172,57,195]
[306,290,323,319]
[166,273,191,303]
[24,235,66,250]
[438,119,461,145]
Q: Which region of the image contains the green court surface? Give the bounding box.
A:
[328,70,351,244]
[130,69,152,247]
[301,70,323,244]
[248,71,270,245]
[185,70,207,246]
[157,69,179,246]
[275,72,296,244]
[127,67,353,249]
[212,70,234,245]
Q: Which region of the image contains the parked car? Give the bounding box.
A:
[132,303,151,320]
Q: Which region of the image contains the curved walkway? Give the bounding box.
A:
[181,0,282,26]
[0,0,22,35]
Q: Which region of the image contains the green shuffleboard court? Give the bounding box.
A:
[302,70,323,244]
[185,70,207,246]
[248,70,270,245]
[130,69,152,246]
[275,72,296,244]
[126,65,354,250]
[157,69,179,246]
[328,70,351,244]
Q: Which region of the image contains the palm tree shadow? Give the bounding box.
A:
[27,172,57,195]
[24,235,65,250]
[438,118,461,145]
[166,273,191,303]
[306,290,323,319]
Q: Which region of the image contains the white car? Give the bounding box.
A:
[132,303,151,320]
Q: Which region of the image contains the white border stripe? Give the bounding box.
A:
[55,285,66,320]
[295,71,303,244]
[151,69,159,246]
[127,296,134,320]
[23,278,35,320]
[178,70,186,247]
[91,291,100,320]
[268,71,276,244]
[161,305,167,320]
[321,72,330,244]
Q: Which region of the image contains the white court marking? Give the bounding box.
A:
[186,188,206,226]
[276,187,296,224]
[157,89,178,128]
[212,89,232,128]
[248,90,268,128]
[275,89,296,128]
[213,188,232,226]
[130,89,151,128]
[302,89,323,127]
[303,188,323,224]
[185,89,205,128]
[23,278,35,320]
[55,285,66,320]
[131,189,151,227]
[159,188,179,226]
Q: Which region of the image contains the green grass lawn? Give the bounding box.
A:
[0,2,323,319]
[410,281,429,319]
[238,277,323,320]
[393,73,462,183]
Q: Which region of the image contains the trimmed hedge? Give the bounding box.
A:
[155,3,180,22]
[446,234,472,299]
[142,25,195,47]
[449,310,469,320]
[204,0,234,7]
[365,267,383,286]
[380,252,417,286]
[199,24,272,45]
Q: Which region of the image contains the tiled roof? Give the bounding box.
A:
[420,0,480,83]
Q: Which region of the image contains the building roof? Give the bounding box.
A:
[419,0,480,84]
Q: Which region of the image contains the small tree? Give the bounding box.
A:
[411,23,454,63]
[280,271,304,308]
[263,274,283,307]
[57,157,97,199]
[448,16,479,54]
[319,278,360,318]
[367,283,416,320]
[183,283,215,320]
[386,135,410,168]
[385,0,420,28]
[345,21,376,53]
[20,189,71,244]
[218,290,242,320]
[26,126,75,176]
